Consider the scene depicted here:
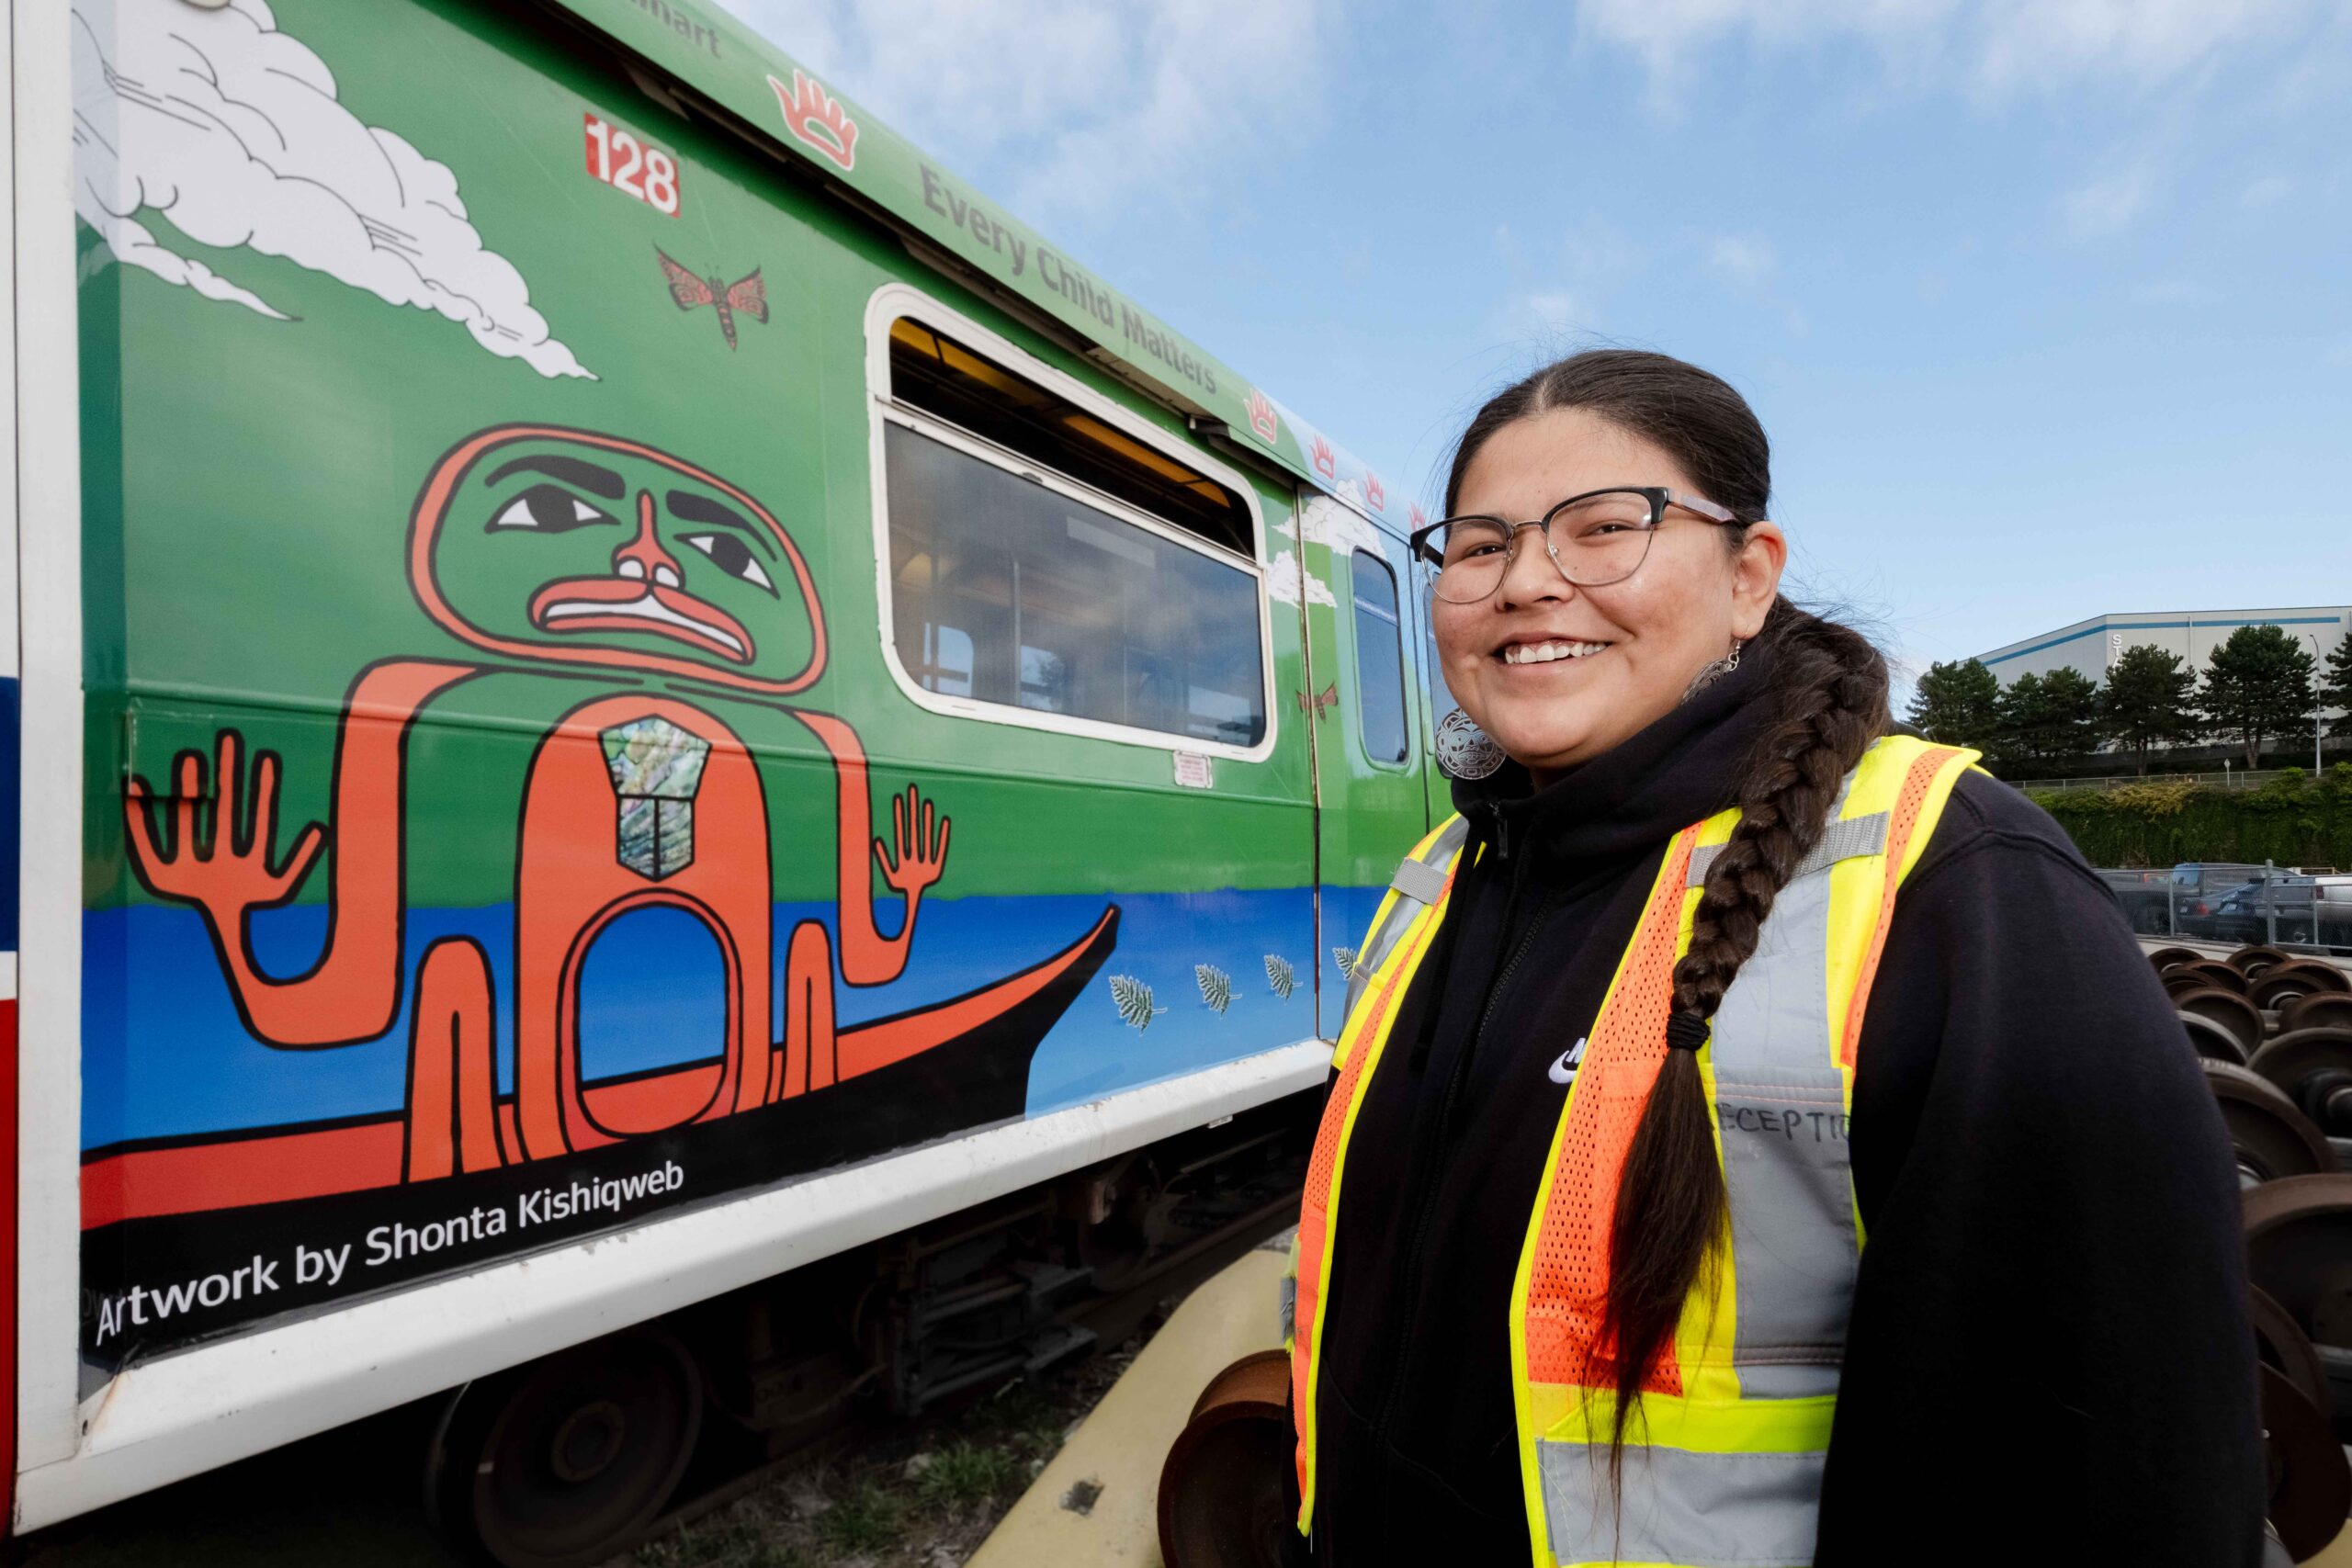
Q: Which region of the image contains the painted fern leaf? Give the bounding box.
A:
[1265,954,1296,1000]
[1109,974,1163,1032]
[1332,946,1359,980]
[1195,964,1233,1014]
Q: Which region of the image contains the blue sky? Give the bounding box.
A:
[715,0,2351,694]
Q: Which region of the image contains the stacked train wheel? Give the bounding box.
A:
[1159,1350,1295,1568]
[2157,943,2352,1562]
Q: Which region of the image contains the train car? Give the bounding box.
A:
[4,0,1452,1559]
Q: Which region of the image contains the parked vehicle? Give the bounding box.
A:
[7,2,1448,1559]
[2168,863,2274,940]
[2098,868,2175,934]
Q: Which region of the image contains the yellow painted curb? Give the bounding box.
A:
[967,1245,1292,1568]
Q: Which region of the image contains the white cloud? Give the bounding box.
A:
[2059,156,2164,238]
[713,0,1330,221]
[72,0,593,379]
[1575,0,2327,97]
[1705,233,1776,285]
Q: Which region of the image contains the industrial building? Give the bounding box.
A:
[1976,605,2352,684]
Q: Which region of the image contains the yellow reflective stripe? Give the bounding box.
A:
[1894,747,1979,889]
[1329,884,1404,1073]
[1295,886,1453,1529]
[1536,1386,1838,1456]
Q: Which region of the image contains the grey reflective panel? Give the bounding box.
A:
[1537,1439,1823,1567]
[1341,819,1469,1023]
[1709,855,1861,1394]
[1390,856,1449,907]
[1714,1063,1858,1391]
[1687,809,1888,888]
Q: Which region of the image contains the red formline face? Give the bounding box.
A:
[409,424,828,694]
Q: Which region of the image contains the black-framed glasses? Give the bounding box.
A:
[1408,487,1744,604]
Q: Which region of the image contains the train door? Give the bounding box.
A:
[1300,491,1430,1040]
[1414,554,1457,825]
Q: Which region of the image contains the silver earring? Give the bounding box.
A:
[1681,637,1745,701]
[1435,708,1508,780]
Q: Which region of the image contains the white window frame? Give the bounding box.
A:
[863,283,1278,764]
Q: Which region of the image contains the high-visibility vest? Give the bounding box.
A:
[1289,735,1980,1567]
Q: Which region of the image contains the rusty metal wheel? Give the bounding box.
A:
[2206,1061,2337,1185]
[2185,960,2252,995]
[2252,1030,2352,1140]
[2257,964,2352,1012]
[2148,946,2204,973]
[2284,994,2352,1035]
[2254,1286,2334,1416]
[2245,1177,2352,1359]
[2235,945,2297,977]
[1159,1351,1296,1568]
[2184,1011,2254,1066]
[2262,1362,2352,1562]
[2178,990,2266,1060]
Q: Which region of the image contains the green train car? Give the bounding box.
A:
[3,0,1448,1554]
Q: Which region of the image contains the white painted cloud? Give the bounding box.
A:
[1265,547,1337,608]
[1298,493,1386,558]
[72,0,593,379]
[711,0,1330,222]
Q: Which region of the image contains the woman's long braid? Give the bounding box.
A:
[1598,599,1890,1471]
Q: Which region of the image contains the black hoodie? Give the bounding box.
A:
[1304,650,2264,1566]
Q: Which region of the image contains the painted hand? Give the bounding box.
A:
[873,783,950,903]
[124,731,325,925]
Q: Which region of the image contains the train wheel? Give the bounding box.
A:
[1159,1351,1295,1568]
[2204,1061,2336,1185]
[426,1327,704,1568]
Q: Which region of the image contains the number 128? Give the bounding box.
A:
[584,113,681,217]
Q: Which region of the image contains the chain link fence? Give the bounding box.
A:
[2098,862,2352,954]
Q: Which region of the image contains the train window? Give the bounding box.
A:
[1350,550,1408,764]
[887,317,1251,557]
[885,426,1265,747]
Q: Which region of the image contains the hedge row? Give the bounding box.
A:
[2025,764,2352,869]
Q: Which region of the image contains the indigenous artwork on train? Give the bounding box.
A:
[87,424,1122,1361]
[73,0,1340,1370]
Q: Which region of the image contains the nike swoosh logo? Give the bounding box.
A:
[1548,1038,1587,1085]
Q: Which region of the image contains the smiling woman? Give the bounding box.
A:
[1288,350,2267,1567]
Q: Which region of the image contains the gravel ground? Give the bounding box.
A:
[613,1330,1151,1568]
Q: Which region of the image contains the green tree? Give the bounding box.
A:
[1906,658,2002,748]
[2040,668,2102,768]
[2102,643,2199,773]
[2322,629,2352,739]
[2199,624,2318,768]
[1996,671,2052,773]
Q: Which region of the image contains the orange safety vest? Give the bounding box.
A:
[1289,735,1979,1566]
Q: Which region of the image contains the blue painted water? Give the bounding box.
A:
[80,885,1367,1149]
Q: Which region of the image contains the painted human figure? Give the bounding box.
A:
[124,426,948,1179]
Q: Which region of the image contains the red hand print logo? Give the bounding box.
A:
[1246,389,1280,444]
[1364,472,1386,513]
[769,70,859,172]
[1310,434,1336,481]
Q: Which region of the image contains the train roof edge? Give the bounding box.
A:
[539,0,1413,526]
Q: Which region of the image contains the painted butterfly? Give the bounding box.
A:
[655,248,768,351]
